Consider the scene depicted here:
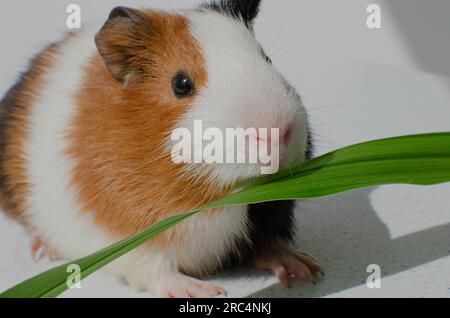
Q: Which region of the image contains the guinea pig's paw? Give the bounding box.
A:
[253,245,324,287]
[156,273,227,298]
[31,237,62,262]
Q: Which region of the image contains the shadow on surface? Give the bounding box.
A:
[247,187,450,297]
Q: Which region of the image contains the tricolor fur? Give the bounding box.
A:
[0,0,311,296]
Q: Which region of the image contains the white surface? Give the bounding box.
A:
[1,0,450,298]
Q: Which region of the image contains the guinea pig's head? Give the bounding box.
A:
[95,0,310,189]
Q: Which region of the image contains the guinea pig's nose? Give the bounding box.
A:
[249,130,269,146]
[248,125,292,146]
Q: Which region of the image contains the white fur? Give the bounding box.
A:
[172,206,250,276]
[177,11,309,186]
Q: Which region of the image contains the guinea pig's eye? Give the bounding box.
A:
[172,72,194,98]
[265,56,273,65]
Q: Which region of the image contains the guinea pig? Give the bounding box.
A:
[0,0,322,297]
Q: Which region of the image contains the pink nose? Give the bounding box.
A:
[251,126,292,153]
[250,126,292,146]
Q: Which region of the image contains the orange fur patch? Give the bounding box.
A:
[68,11,231,243]
[0,42,61,225]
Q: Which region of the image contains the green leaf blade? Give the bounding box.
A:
[1,212,197,298]
[1,132,450,298]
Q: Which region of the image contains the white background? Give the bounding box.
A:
[0,0,449,297]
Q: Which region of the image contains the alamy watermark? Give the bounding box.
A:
[66,4,81,29]
[367,4,382,29]
[66,264,82,289]
[170,120,280,175]
[366,264,382,289]
[65,3,382,31]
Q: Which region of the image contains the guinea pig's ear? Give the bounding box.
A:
[95,7,158,85]
[204,0,262,27]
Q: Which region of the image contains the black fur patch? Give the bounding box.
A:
[305,126,314,160]
[247,200,297,247]
[223,200,296,268]
[202,0,262,27]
